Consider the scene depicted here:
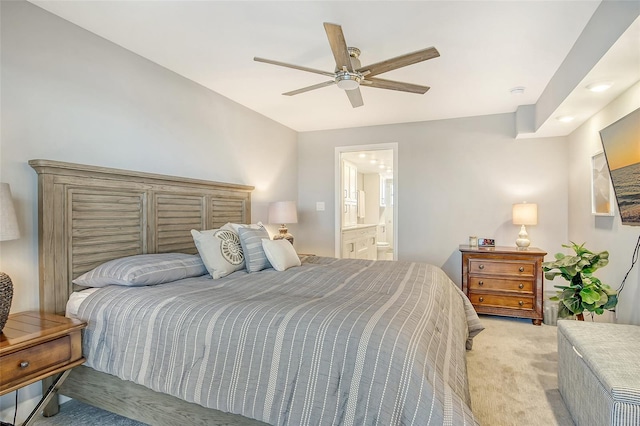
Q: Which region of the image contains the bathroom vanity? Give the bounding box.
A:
[341,224,377,260]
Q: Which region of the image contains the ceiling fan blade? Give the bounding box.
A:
[358,47,440,78]
[254,57,335,78]
[345,88,364,108]
[323,22,354,72]
[283,80,336,96]
[364,77,430,94]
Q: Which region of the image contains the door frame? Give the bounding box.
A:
[334,143,398,259]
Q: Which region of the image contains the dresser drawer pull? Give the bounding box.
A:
[479,297,484,302]
[478,280,484,286]
[519,267,525,272]
[518,301,524,306]
[518,283,524,289]
[19,361,30,369]
[478,264,484,270]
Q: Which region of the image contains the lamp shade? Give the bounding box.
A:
[0,183,20,241]
[512,203,538,226]
[268,201,298,224]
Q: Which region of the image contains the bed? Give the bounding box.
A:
[30,159,483,426]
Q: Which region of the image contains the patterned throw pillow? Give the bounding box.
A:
[191,228,245,279]
[238,226,272,273]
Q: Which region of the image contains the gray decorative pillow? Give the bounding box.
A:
[72,253,207,287]
[238,226,272,273]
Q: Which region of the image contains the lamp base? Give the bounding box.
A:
[0,272,13,333]
[273,225,294,245]
[515,224,531,250]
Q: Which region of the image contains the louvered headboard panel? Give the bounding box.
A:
[30,160,253,315]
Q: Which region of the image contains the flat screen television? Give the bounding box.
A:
[599,107,640,226]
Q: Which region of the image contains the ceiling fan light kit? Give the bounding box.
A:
[254,22,439,108]
[335,71,362,90]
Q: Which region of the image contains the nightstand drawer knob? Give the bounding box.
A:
[479,297,484,302]
[519,283,524,289]
[19,361,30,369]
[478,264,484,270]
[478,280,484,286]
[519,301,524,306]
[519,266,525,272]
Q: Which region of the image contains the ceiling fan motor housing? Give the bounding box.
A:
[335,47,363,90]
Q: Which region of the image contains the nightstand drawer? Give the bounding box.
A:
[468,277,534,293]
[469,292,534,310]
[1,335,72,386]
[469,259,535,277]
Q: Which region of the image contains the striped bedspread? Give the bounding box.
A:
[77,256,484,425]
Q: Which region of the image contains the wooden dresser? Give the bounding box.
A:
[460,245,546,325]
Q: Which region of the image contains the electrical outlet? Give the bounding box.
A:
[316,202,325,211]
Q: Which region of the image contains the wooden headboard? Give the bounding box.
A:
[30,160,253,315]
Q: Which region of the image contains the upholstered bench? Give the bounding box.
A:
[558,320,640,426]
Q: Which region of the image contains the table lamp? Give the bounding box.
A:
[512,202,537,250]
[1,183,20,332]
[268,201,298,245]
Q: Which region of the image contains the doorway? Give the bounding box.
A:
[335,143,398,260]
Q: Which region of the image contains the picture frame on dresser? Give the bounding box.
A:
[591,151,615,216]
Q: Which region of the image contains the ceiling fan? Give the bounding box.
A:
[254,22,440,108]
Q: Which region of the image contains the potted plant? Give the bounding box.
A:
[542,242,618,320]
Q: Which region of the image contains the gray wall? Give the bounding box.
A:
[1,0,297,314]
[566,81,640,326]
[1,1,297,415]
[297,113,569,284]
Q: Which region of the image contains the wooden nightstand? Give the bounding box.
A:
[0,311,86,425]
[460,245,546,325]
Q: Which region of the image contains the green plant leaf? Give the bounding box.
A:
[563,297,582,314]
[554,252,566,261]
[553,285,570,290]
[561,288,577,300]
[597,291,609,307]
[544,271,562,280]
[580,287,601,305]
[557,303,574,318]
[603,294,618,310]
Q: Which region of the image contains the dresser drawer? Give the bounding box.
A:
[468,259,535,277]
[1,335,72,386]
[468,277,534,294]
[469,292,534,310]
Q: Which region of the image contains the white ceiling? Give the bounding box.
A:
[342,150,394,177]
[29,1,640,135]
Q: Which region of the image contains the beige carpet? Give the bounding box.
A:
[467,315,575,426]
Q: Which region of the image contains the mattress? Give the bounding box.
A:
[75,256,483,425]
[66,287,100,319]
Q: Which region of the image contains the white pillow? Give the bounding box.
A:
[191,228,245,279]
[261,239,301,272]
